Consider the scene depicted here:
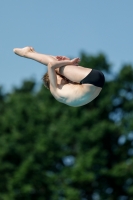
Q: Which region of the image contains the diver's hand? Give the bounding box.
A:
[56,56,70,61]
[70,58,80,66]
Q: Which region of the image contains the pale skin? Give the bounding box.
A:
[13,47,102,107]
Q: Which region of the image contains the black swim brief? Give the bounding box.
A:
[80,69,105,88]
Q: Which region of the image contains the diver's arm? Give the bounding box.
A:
[48,58,80,91]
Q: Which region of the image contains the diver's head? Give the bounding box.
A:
[42,72,50,89]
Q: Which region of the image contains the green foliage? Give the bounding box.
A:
[0,53,133,200]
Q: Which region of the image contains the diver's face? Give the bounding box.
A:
[56,74,68,84]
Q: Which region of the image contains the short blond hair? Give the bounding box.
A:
[42,72,50,89]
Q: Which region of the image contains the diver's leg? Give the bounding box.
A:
[57,65,92,83]
[13,46,56,66]
[13,46,92,83]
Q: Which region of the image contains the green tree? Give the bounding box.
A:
[0,53,133,200]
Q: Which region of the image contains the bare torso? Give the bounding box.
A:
[50,74,102,107]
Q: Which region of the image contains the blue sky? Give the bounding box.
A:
[1,1,133,92]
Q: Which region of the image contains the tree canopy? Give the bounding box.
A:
[0,53,133,200]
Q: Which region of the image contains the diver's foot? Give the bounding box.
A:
[13,46,35,57]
